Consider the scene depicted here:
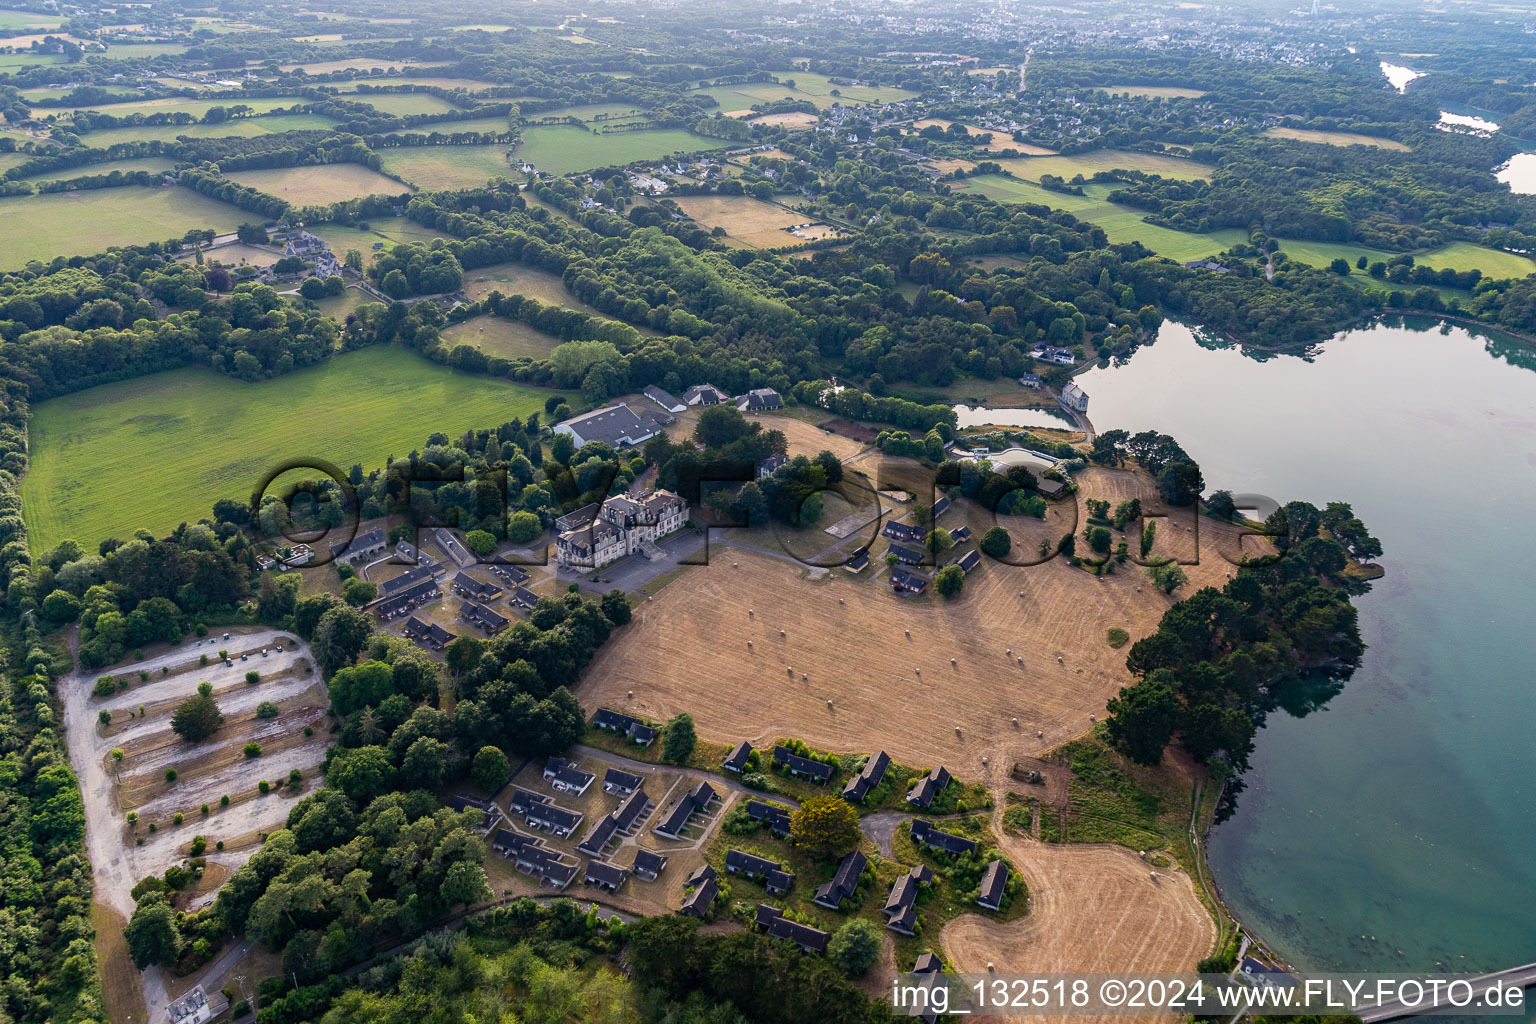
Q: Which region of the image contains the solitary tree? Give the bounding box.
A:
[789,794,861,859]
[342,577,377,607]
[934,564,965,598]
[125,898,181,968]
[827,918,883,976]
[472,745,510,792]
[662,713,697,764]
[170,689,224,742]
[979,526,1011,559]
[464,529,498,556]
[1146,562,1188,594]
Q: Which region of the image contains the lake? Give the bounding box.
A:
[1498,153,1536,195]
[1076,318,1536,975]
[1380,61,1424,93]
[952,402,1076,430]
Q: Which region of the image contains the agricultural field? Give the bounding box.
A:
[19,156,179,183]
[0,8,61,28]
[378,144,515,190]
[352,91,463,116]
[337,77,504,92]
[577,466,1253,777]
[0,151,30,174]
[395,114,511,136]
[0,186,246,268]
[690,71,917,113]
[993,150,1213,182]
[461,261,599,310]
[1263,127,1411,151]
[536,101,652,122]
[93,42,189,59]
[442,315,564,360]
[22,345,572,551]
[960,177,1239,262]
[39,94,309,118]
[1100,84,1208,99]
[512,124,727,175]
[0,51,64,71]
[225,163,411,204]
[1274,238,1532,279]
[746,110,819,128]
[19,83,140,101]
[673,194,809,248]
[76,113,340,146]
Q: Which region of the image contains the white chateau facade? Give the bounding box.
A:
[556,490,688,568]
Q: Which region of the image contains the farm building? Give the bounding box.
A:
[554,403,664,448]
[682,383,729,406]
[644,384,686,413]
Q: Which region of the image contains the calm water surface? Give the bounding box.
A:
[1076,319,1536,974]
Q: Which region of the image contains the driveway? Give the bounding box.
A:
[560,529,707,594]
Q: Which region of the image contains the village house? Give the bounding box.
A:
[883,864,934,935]
[682,383,729,406]
[977,859,1010,910]
[772,745,834,783]
[330,527,387,563]
[910,818,978,856]
[734,387,783,412]
[756,454,789,478]
[460,597,510,635]
[451,572,504,602]
[592,707,658,747]
[680,867,718,918]
[891,567,929,594]
[511,586,541,611]
[402,615,456,651]
[753,904,829,953]
[951,549,981,573]
[746,800,792,837]
[883,520,926,543]
[845,549,870,573]
[643,384,686,413]
[813,849,867,909]
[553,403,664,448]
[907,766,953,808]
[556,489,688,569]
[372,576,441,620]
[542,757,595,796]
[167,986,216,1024]
[1059,381,1089,413]
[1030,344,1076,365]
[843,750,891,803]
[491,827,576,889]
[890,543,925,565]
[584,861,629,892]
[603,767,642,795]
[722,740,753,773]
[726,849,784,883]
[632,849,667,881]
[653,781,717,838]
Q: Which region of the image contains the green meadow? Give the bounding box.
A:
[75,113,339,146]
[378,144,515,190]
[0,186,246,267]
[991,150,1213,182]
[442,315,563,360]
[41,94,308,118]
[353,92,462,116]
[22,346,571,552]
[19,155,179,183]
[512,125,726,175]
[689,71,917,112]
[310,216,451,259]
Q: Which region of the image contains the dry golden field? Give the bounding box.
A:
[673,194,807,248]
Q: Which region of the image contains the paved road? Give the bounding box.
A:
[1353,963,1536,1022]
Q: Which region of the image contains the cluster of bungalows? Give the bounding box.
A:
[449,794,502,835]
[486,562,530,588]
[369,564,442,620]
[907,817,1010,906]
[451,572,503,602]
[492,826,578,890]
[891,567,930,594]
[460,597,510,635]
[402,615,456,651]
[726,849,796,894]
[592,707,657,747]
[509,786,583,838]
[744,799,792,836]
[772,745,834,784]
[653,780,718,838]
[542,757,595,795]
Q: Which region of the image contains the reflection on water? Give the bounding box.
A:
[1077,317,1536,975]
[1438,110,1500,135]
[951,402,1075,430]
[1497,152,1536,195]
[1380,61,1424,92]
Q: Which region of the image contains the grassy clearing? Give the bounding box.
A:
[961,177,1237,261]
[673,194,808,248]
[1101,84,1207,99]
[993,150,1213,182]
[512,125,727,175]
[353,92,462,116]
[460,262,596,310]
[19,155,178,183]
[1263,127,1410,151]
[0,186,245,268]
[0,9,62,28]
[441,315,563,359]
[310,216,449,259]
[395,114,511,136]
[0,51,63,71]
[292,285,373,319]
[1274,238,1532,279]
[338,77,507,93]
[378,144,514,190]
[225,163,409,203]
[22,345,572,552]
[537,101,651,122]
[94,42,189,59]
[77,113,339,146]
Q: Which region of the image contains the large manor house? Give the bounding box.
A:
[555,490,689,569]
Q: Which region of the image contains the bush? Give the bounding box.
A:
[173,812,183,825]
[244,742,262,758]
[99,709,112,726]
[164,768,177,782]
[245,670,260,684]
[93,676,118,697]
[220,794,230,806]
[827,918,883,976]
[1106,627,1130,648]
[288,768,302,785]
[255,701,280,719]
[201,803,209,815]
[258,780,270,794]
